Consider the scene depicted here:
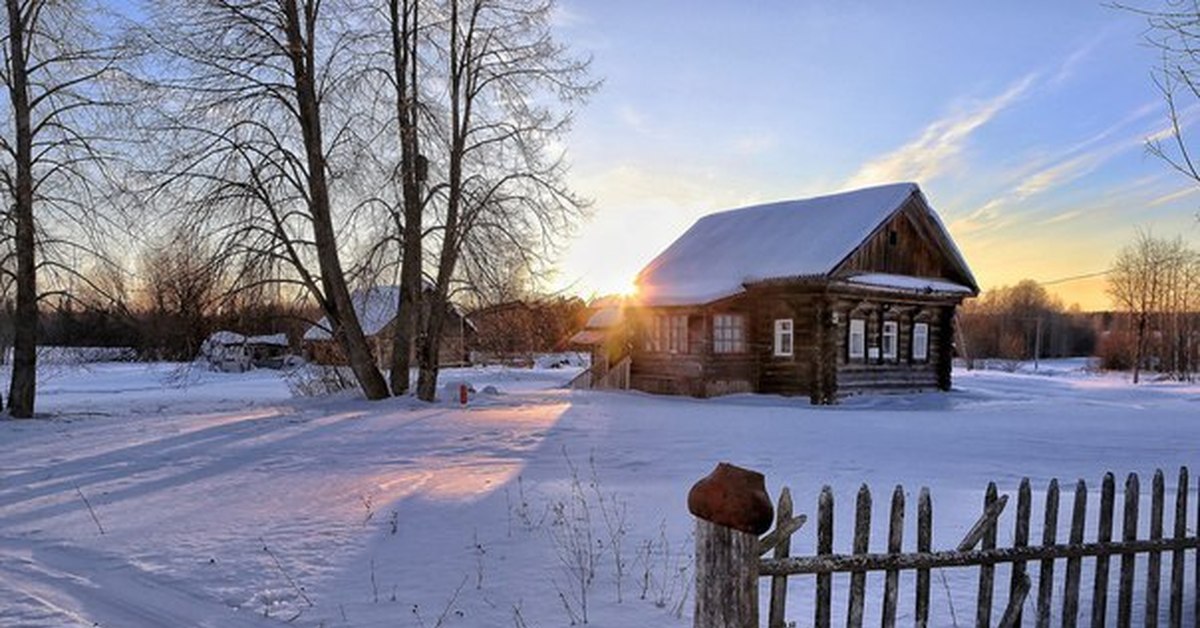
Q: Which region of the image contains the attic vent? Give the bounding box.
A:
[888,230,898,246]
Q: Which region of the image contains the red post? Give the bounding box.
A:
[459,384,468,405]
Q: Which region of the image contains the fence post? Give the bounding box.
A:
[689,463,774,628]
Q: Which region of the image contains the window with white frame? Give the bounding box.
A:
[848,318,866,359]
[713,314,746,353]
[912,322,929,361]
[773,319,793,357]
[667,315,687,354]
[882,321,898,361]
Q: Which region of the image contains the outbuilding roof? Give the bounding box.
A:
[304,286,403,341]
[303,284,474,341]
[634,183,975,306]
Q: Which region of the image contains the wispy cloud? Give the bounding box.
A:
[844,74,1036,189]
[1147,185,1199,208]
[1049,34,1106,87]
[1145,103,1200,145]
[952,102,1172,237]
[1039,209,1085,226]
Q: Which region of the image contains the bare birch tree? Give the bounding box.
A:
[142,0,390,399]
[0,0,133,416]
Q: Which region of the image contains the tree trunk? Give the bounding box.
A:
[416,297,445,401]
[1133,314,1146,385]
[282,0,389,400]
[388,0,422,396]
[7,0,36,417]
[416,0,466,403]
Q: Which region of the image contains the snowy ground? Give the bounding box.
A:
[0,359,1198,627]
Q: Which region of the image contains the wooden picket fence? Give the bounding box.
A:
[696,467,1200,628]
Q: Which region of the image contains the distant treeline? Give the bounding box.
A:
[958,280,1096,365]
[0,299,318,364]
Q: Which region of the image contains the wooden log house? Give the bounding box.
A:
[620,182,978,404]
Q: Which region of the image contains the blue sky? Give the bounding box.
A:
[552,1,1200,309]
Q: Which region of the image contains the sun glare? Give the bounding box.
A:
[619,279,640,298]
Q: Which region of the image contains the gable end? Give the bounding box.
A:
[832,192,977,291]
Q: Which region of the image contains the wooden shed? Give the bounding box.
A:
[302,285,474,368]
[620,182,978,404]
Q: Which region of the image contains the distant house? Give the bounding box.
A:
[199,331,291,372]
[302,285,474,367]
[244,334,291,368]
[582,182,978,403]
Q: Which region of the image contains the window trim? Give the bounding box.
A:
[773,319,794,357]
[882,320,898,361]
[848,318,866,360]
[912,322,930,362]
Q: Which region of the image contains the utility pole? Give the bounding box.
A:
[1033,316,1042,371]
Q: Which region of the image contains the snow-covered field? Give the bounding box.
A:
[1,360,1198,627]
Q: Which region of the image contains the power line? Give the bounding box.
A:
[1037,269,1110,286]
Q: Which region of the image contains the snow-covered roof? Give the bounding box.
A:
[303,284,473,341]
[840,273,974,295]
[585,306,623,329]
[304,286,404,341]
[634,183,971,306]
[203,331,246,347]
[568,329,607,346]
[245,333,289,347]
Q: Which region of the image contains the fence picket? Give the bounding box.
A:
[978,482,999,628]
[1168,467,1187,628]
[847,485,871,628]
[1010,479,1032,628]
[816,486,833,628]
[768,487,793,628]
[1145,470,1164,628]
[1063,480,1087,627]
[1036,479,1059,628]
[916,488,931,628]
[999,574,1032,628]
[1118,473,1140,628]
[1092,472,1115,628]
[882,485,904,628]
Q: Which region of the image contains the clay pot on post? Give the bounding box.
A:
[687,462,773,535]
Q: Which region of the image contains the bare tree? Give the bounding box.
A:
[142,0,391,398]
[0,1,133,416]
[385,0,428,396]
[1107,231,1200,382]
[1132,1,1200,207]
[413,0,596,401]
[137,228,225,359]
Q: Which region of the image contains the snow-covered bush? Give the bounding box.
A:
[284,364,358,397]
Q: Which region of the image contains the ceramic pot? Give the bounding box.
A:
[687,462,773,535]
